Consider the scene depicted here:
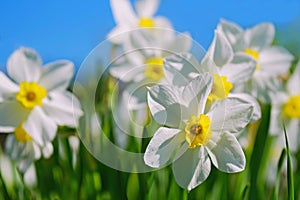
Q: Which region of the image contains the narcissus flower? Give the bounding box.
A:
[107,0,173,44]
[217,19,294,103]
[163,31,260,122]
[270,61,300,152]
[110,29,191,136]
[144,74,255,190]
[0,47,83,147]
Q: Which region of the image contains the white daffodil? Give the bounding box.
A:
[4,133,53,173]
[217,19,294,103]
[110,29,191,136]
[269,61,300,152]
[144,73,255,190]
[0,47,83,148]
[107,0,173,44]
[163,31,260,122]
[110,29,191,84]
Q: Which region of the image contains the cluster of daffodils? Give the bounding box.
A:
[0,47,83,173]
[107,0,296,190]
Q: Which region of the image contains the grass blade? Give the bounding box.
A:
[283,123,294,200]
[249,104,271,200]
[271,148,286,200]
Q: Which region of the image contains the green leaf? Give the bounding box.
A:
[249,104,271,200]
[126,173,140,200]
[271,148,286,200]
[283,123,295,200]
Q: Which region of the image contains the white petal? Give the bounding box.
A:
[260,46,294,76]
[182,73,213,116]
[0,101,30,128]
[251,72,283,103]
[153,16,173,29]
[110,0,138,25]
[166,32,192,55]
[244,23,275,50]
[109,56,145,82]
[172,147,211,191]
[135,0,159,17]
[24,164,37,188]
[42,92,83,127]
[163,52,199,87]
[144,127,184,168]
[286,119,300,153]
[147,85,186,128]
[7,47,42,83]
[221,53,256,84]
[287,61,300,95]
[42,143,54,158]
[208,96,254,134]
[207,132,245,172]
[107,25,130,44]
[206,30,234,67]
[0,72,19,99]
[228,93,261,122]
[5,135,38,173]
[217,18,243,48]
[269,104,283,135]
[38,60,74,92]
[23,107,57,146]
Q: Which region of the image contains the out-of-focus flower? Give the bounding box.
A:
[144,74,255,190]
[107,0,173,44]
[110,29,191,137]
[110,29,191,84]
[217,19,294,103]
[0,47,83,170]
[270,61,300,152]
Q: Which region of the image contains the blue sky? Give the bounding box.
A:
[0,0,299,72]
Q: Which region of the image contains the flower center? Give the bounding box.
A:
[244,48,260,70]
[283,95,300,118]
[138,17,155,28]
[144,57,164,81]
[208,74,233,101]
[185,114,212,148]
[14,122,32,142]
[16,82,47,109]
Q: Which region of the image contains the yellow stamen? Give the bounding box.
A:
[208,74,233,101]
[185,114,212,148]
[283,95,300,118]
[144,57,164,82]
[16,82,47,109]
[138,17,155,28]
[14,123,31,142]
[244,48,260,70]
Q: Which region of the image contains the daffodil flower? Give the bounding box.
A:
[110,29,191,83]
[163,31,260,122]
[217,19,294,103]
[110,29,191,137]
[5,133,53,172]
[270,61,300,152]
[0,47,83,147]
[107,0,173,44]
[144,74,255,190]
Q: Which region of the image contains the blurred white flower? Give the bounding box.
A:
[144,74,255,190]
[110,29,191,83]
[270,61,300,152]
[0,47,83,171]
[110,29,191,137]
[217,19,294,103]
[0,47,83,146]
[107,0,173,44]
